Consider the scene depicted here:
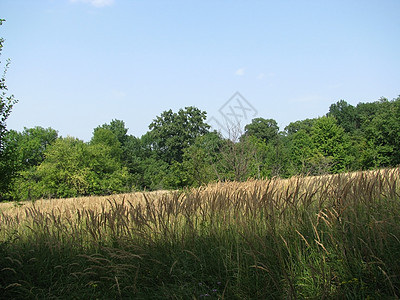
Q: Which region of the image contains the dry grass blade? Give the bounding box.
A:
[0,168,399,298]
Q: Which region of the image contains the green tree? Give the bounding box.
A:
[122,132,168,190]
[182,131,223,186]
[244,118,279,144]
[95,119,128,146]
[89,122,135,193]
[10,136,132,200]
[28,137,89,198]
[261,134,291,178]
[123,134,143,180]
[287,129,333,175]
[148,106,210,163]
[8,127,58,169]
[0,19,17,153]
[139,157,169,190]
[91,127,123,161]
[218,134,261,181]
[287,129,316,174]
[284,118,316,136]
[328,100,357,133]
[355,100,381,130]
[357,97,400,167]
[243,135,271,179]
[86,142,131,195]
[311,116,349,173]
[3,127,58,200]
[0,19,18,200]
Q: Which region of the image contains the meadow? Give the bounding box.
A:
[1,168,400,299]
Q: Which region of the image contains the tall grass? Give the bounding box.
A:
[1,168,400,299]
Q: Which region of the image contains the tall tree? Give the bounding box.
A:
[91,127,123,161]
[357,97,400,167]
[284,118,316,136]
[182,131,223,186]
[218,134,264,181]
[32,136,131,199]
[244,118,279,144]
[32,137,89,198]
[8,127,58,169]
[328,100,357,133]
[0,19,17,153]
[311,116,349,173]
[148,106,210,163]
[96,119,128,146]
[0,19,18,200]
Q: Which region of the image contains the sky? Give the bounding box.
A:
[1,0,399,141]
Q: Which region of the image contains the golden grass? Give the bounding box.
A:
[1,167,397,247]
[1,167,399,298]
[1,168,398,221]
[0,190,170,218]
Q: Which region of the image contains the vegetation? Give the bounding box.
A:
[1,17,400,299]
[0,19,18,200]
[1,18,399,200]
[1,96,400,201]
[1,168,399,298]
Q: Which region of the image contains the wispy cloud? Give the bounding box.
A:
[235,68,245,76]
[70,0,115,8]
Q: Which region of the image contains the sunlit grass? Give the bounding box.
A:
[1,168,400,299]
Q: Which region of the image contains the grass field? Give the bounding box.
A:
[1,168,400,299]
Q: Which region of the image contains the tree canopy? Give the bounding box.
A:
[148,106,210,163]
[1,35,399,204]
[244,118,279,143]
[0,19,18,200]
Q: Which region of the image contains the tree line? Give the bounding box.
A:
[1,20,399,201]
[0,96,399,201]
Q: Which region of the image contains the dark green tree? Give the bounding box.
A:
[181,131,224,186]
[115,131,171,190]
[287,129,316,174]
[139,157,169,190]
[311,116,350,173]
[8,127,58,169]
[284,118,316,136]
[218,134,263,181]
[91,127,123,161]
[261,133,291,178]
[3,127,58,200]
[9,135,133,200]
[287,129,335,176]
[148,106,210,163]
[96,119,128,146]
[0,19,18,200]
[328,100,357,133]
[26,137,89,199]
[123,135,143,178]
[0,19,17,153]
[356,97,400,167]
[355,100,381,130]
[244,118,279,144]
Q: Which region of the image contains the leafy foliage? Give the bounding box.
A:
[244,117,279,143]
[1,73,400,201]
[148,106,210,163]
[311,116,350,173]
[0,19,18,200]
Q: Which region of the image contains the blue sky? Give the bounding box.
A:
[1,0,399,141]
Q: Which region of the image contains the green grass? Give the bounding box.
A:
[1,169,400,299]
